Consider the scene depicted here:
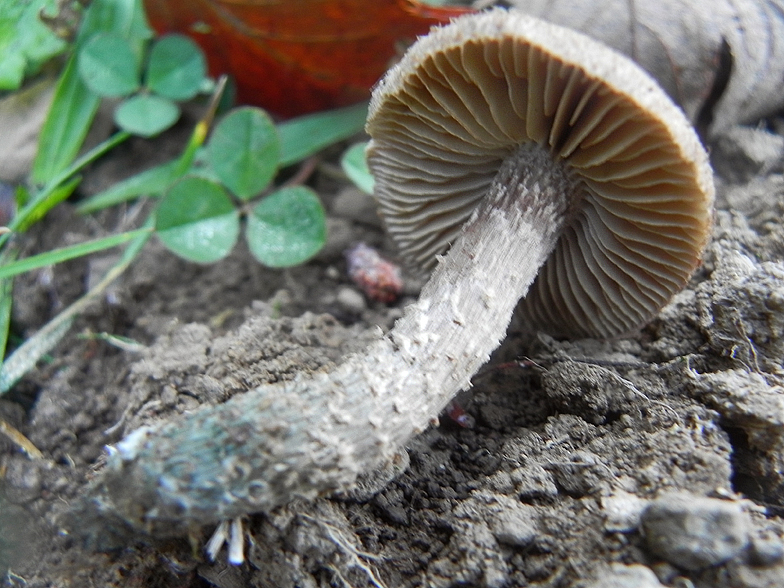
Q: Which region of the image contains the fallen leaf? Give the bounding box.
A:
[0,77,55,181]
[495,0,784,136]
[143,0,472,117]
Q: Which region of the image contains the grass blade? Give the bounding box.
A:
[0,250,16,362]
[278,102,368,167]
[31,55,100,184]
[31,0,151,184]
[0,229,152,280]
[77,160,178,213]
[0,223,152,394]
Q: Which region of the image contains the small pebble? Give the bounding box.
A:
[640,492,750,570]
[602,490,647,533]
[335,286,367,314]
[317,217,355,260]
[3,456,42,505]
[545,450,604,497]
[748,535,784,566]
[488,502,538,547]
[453,491,539,549]
[511,463,558,500]
[585,563,664,588]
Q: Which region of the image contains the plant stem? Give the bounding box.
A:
[74,143,578,542]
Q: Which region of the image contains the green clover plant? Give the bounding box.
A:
[77,31,207,137]
[156,107,326,267]
[0,0,369,395]
[0,0,72,90]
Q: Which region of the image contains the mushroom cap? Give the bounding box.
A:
[366,9,714,338]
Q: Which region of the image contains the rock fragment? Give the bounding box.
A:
[602,490,648,533]
[748,535,784,567]
[640,492,750,570]
[511,463,559,500]
[585,563,664,588]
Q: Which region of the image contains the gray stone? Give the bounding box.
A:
[335,286,367,314]
[585,564,664,588]
[748,535,784,566]
[315,217,355,260]
[602,490,648,533]
[640,492,750,570]
[545,450,606,497]
[487,501,538,547]
[510,463,558,500]
[3,456,43,505]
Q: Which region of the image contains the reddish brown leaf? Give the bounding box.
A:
[143,0,473,117]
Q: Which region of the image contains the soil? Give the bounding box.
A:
[3,108,784,588]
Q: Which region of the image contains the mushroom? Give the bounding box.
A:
[367,9,714,339]
[75,9,713,544]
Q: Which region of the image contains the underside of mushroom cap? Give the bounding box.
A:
[366,8,714,338]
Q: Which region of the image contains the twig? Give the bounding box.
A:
[281,155,321,189]
[0,417,44,460]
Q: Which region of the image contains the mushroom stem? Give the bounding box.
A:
[75,143,576,539]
